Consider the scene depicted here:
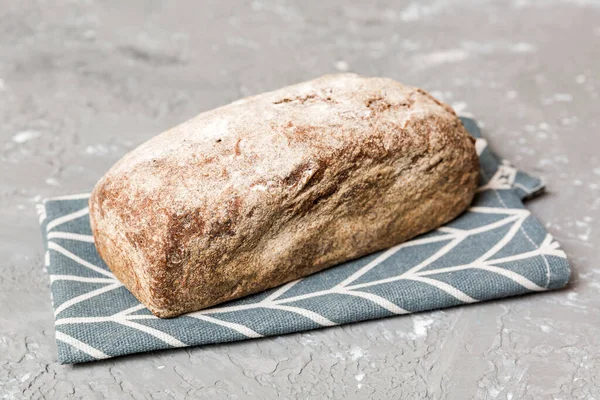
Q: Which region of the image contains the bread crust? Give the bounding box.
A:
[89,73,480,318]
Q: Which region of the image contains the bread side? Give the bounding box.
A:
[89,73,479,318]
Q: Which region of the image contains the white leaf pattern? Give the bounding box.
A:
[39,118,571,364]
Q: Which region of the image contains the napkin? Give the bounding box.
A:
[38,118,570,364]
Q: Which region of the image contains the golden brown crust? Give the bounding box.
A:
[89,73,479,318]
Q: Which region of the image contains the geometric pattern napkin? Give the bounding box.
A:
[38,118,571,364]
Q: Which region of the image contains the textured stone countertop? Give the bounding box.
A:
[1,1,598,398]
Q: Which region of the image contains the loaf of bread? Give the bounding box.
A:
[89,74,479,318]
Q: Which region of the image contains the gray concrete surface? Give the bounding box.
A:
[1,0,599,398]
